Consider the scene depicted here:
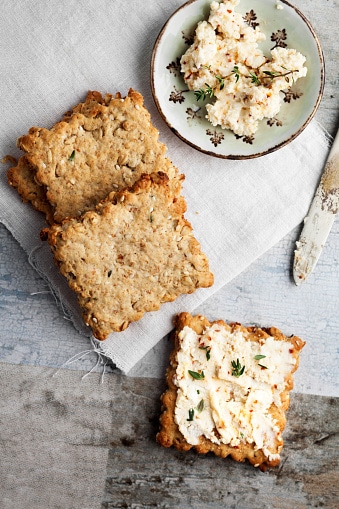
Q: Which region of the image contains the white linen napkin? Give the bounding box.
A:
[0,0,330,374]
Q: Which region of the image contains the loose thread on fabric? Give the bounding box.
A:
[52,336,111,383]
[28,245,81,325]
[30,290,52,296]
[28,245,71,319]
[28,244,115,379]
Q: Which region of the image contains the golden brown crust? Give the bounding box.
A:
[11,89,179,223]
[7,155,54,223]
[47,176,214,339]
[156,312,305,470]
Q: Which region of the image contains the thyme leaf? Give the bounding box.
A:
[68,150,75,161]
[188,369,205,380]
[231,359,245,377]
[249,71,261,85]
[232,65,240,82]
[199,345,211,361]
[216,75,225,90]
[187,408,195,421]
[263,70,279,78]
[197,399,204,413]
[254,354,268,369]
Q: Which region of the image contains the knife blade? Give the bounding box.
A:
[293,126,339,285]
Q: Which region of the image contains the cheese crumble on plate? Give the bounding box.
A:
[157,312,305,470]
[180,0,307,136]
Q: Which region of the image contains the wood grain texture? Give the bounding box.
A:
[2,363,337,508]
[289,0,339,139]
[0,362,111,509]
[101,375,339,509]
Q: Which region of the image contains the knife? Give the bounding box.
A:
[293,127,339,285]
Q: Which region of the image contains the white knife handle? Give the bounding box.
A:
[318,128,339,214]
[293,126,339,284]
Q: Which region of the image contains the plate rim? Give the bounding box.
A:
[150,0,325,159]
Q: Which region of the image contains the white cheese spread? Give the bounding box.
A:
[180,0,307,136]
[174,323,296,462]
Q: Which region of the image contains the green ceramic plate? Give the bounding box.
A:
[151,0,324,159]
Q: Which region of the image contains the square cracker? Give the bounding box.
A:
[9,89,178,223]
[157,312,305,470]
[47,174,214,339]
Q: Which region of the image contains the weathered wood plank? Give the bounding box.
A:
[102,376,339,508]
[0,355,338,508]
[291,0,339,138]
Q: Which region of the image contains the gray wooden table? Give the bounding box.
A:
[0,0,338,507]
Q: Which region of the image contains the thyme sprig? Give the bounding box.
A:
[194,65,298,101]
[194,66,239,101]
[250,68,299,86]
[194,83,214,101]
[231,358,245,377]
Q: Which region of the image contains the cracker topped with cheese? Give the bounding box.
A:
[157,312,305,470]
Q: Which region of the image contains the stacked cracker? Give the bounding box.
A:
[8,89,214,339]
